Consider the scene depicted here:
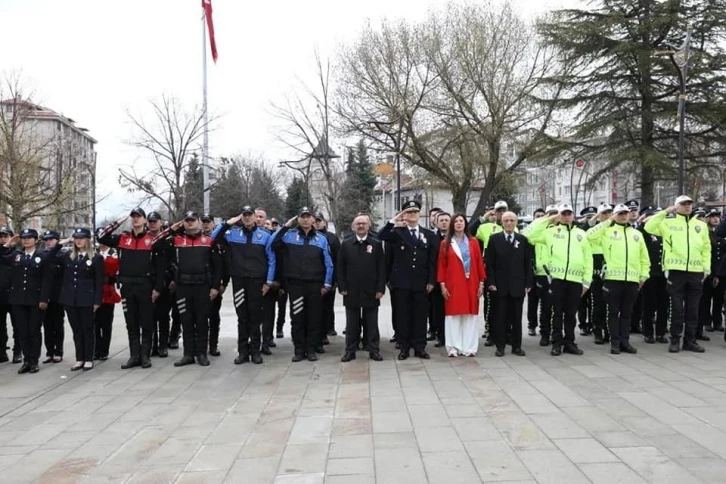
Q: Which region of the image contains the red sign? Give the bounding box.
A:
[575,159,585,168]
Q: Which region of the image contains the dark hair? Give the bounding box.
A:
[444,213,469,256]
[436,212,451,220]
[429,207,442,215]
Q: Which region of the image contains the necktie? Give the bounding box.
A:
[507,234,513,245]
[410,229,417,242]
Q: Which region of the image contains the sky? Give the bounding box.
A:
[1,0,568,221]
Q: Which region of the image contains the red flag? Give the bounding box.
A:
[202,0,218,62]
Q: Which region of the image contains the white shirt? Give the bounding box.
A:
[356,236,367,243]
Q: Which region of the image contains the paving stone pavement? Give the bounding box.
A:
[1,295,726,483]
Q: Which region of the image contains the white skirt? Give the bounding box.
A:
[445,314,479,356]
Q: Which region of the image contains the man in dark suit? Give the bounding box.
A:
[486,211,534,357]
[338,215,386,362]
[379,200,438,360]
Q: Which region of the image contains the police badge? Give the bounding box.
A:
[86,259,92,267]
[695,225,702,233]
[634,234,640,242]
[576,234,583,242]
[34,257,41,264]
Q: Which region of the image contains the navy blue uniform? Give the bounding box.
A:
[41,246,65,360]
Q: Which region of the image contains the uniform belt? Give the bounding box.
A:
[118,276,152,284]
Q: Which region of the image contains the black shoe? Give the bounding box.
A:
[551,346,562,356]
[484,338,494,347]
[696,334,710,342]
[174,356,195,367]
[395,342,401,350]
[683,341,705,353]
[369,352,383,361]
[42,356,54,364]
[495,349,505,357]
[593,329,605,345]
[610,347,621,355]
[644,336,655,344]
[197,354,210,366]
[12,352,22,364]
[168,339,179,350]
[17,363,30,374]
[209,348,221,356]
[291,354,305,362]
[434,339,445,348]
[307,353,319,362]
[539,335,550,347]
[251,353,263,364]
[580,327,592,336]
[0,352,8,363]
[341,353,356,362]
[140,355,152,368]
[706,325,715,332]
[234,354,249,364]
[414,351,430,359]
[715,325,725,332]
[426,333,436,341]
[528,328,537,336]
[321,337,330,346]
[261,346,272,356]
[267,340,277,348]
[512,347,526,356]
[397,352,408,360]
[631,325,642,334]
[620,344,637,354]
[151,348,159,357]
[327,329,337,336]
[121,358,140,369]
[276,330,284,339]
[158,347,169,358]
[315,346,326,354]
[98,355,108,361]
[390,335,398,343]
[668,338,681,353]
[656,335,669,344]
[563,343,584,355]
[29,364,39,374]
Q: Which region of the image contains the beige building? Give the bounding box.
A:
[0,99,97,235]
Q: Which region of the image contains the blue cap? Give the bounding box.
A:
[41,230,60,241]
[20,228,39,239]
[72,228,92,238]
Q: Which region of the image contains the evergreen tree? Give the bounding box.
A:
[539,0,726,204]
[284,177,314,220]
[338,140,378,233]
[182,153,204,212]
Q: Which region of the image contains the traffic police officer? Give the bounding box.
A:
[587,204,650,354]
[644,195,711,353]
[526,203,593,356]
[699,210,725,335]
[587,204,613,345]
[525,205,558,346]
[576,206,597,336]
[40,230,65,363]
[379,200,438,360]
[212,206,276,365]
[639,206,669,344]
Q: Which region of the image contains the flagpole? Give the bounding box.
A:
[202,11,210,214]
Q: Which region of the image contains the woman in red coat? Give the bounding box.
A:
[94,243,121,360]
[437,214,486,357]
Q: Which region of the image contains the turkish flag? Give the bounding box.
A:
[202,0,218,62]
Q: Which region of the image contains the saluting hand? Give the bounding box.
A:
[665,205,676,214]
[116,215,129,226]
[227,214,243,225]
[171,221,184,231]
[59,237,72,246]
[4,235,19,247]
[285,216,297,228]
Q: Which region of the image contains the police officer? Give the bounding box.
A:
[526,203,592,356]
[587,204,650,354]
[586,204,613,345]
[58,228,103,371]
[639,206,669,344]
[146,211,171,358]
[526,208,546,338]
[0,226,19,363]
[212,206,276,365]
[379,200,438,360]
[1,229,63,374]
[40,230,65,364]
[202,213,227,357]
[272,207,334,362]
[625,199,645,334]
[699,210,725,336]
[525,205,558,346]
[315,213,340,347]
[98,208,165,369]
[257,207,279,354]
[644,195,711,353]
[95,241,120,360]
[576,206,598,336]
[158,212,222,367]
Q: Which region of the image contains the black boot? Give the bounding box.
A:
[209,346,221,357]
[158,343,169,358]
[682,340,705,353]
[593,328,605,345]
[539,335,550,347]
[174,355,195,367]
[121,358,140,369]
[197,354,210,366]
[12,350,22,364]
[251,353,263,364]
[668,337,681,353]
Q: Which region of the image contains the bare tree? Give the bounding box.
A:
[271,51,344,226]
[0,74,95,230]
[119,95,215,220]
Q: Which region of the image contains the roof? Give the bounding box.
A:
[0,98,97,144]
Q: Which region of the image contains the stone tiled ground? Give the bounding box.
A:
[1,295,726,483]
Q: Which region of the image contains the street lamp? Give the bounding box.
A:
[655,25,693,195]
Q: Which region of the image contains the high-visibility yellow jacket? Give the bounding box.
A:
[643,210,711,274]
[525,217,593,287]
[586,221,650,283]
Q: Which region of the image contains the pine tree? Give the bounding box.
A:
[182,153,204,212]
[539,0,726,203]
[284,178,314,220]
[338,140,377,233]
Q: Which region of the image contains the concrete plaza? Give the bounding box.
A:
[1,296,726,483]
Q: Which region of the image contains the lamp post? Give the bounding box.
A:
[655,25,693,195]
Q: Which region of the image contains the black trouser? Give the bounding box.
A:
[120,282,154,361]
[699,275,725,331]
[0,302,19,354]
[276,288,287,333]
[262,291,276,345]
[390,287,397,335]
[66,306,95,362]
[483,287,493,336]
[603,281,639,349]
[345,306,380,355]
[551,279,582,347]
[287,280,323,356]
[590,276,607,334]
[169,298,181,343]
[322,290,336,337]
[430,287,445,341]
[209,294,222,351]
[176,284,210,357]
[631,289,644,332]
[43,301,65,357]
[578,290,590,331]
[232,277,263,356]
[667,270,703,343]
[392,288,428,353]
[527,283,539,330]
[494,295,524,351]
[534,276,552,336]
[642,276,668,338]
[152,289,171,352]
[94,303,114,358]
[12,305,43,365]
